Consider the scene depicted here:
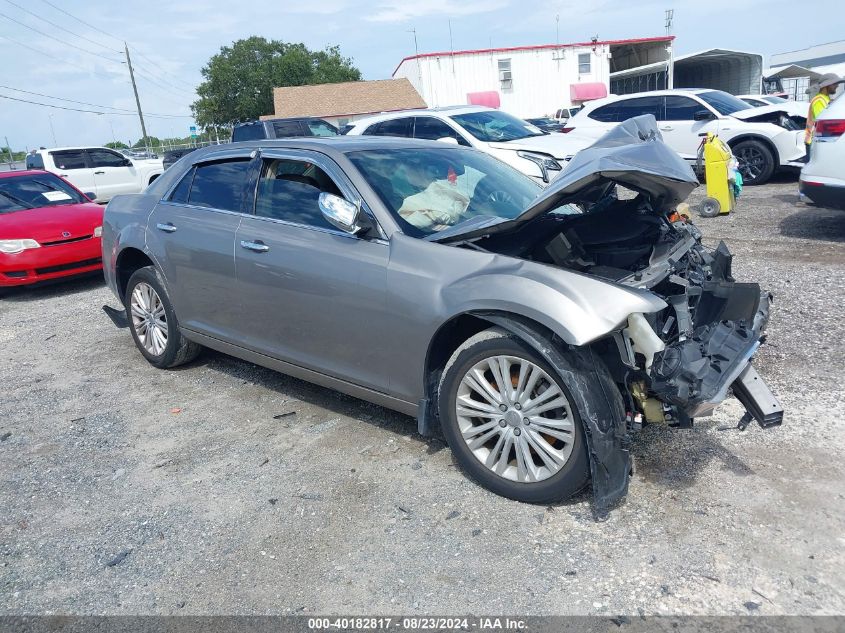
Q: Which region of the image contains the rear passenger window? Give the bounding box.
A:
[588,104,621,123]
[187,159,252,211]
[50,150,87,170]
[26,153,44,169]
[271,120,305,138]
[168,167,195,203]
[255,158,342,230]
[367,118,413,138]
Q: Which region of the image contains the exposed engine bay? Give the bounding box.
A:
[465,190,784,432]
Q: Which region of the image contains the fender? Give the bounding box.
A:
[479,313,631,519]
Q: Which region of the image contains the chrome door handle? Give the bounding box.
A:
[94,170,105,174]
[156,222,177,233]
[660,126,673,131]
[240,240,269,253]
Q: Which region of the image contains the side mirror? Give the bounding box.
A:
[693,110,716,121]
[436,136,460,145]
[319,192,361,234]
[83,191,96,200]
[122,158,133,166]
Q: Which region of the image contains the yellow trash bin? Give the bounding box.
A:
[697,133,737,217]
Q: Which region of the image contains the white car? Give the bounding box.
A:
[563,89,807,184]
[800,95,845,209]
[345,106,592,184]
[553,106,583,122]
[737,95,807,119]
[25,146,164,203]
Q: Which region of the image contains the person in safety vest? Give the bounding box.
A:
[805,73,844,157]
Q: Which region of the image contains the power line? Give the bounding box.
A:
[39,0,123,44]
[0,92,130,114]
[36,0,193,96]
[0,92,194,120]
[130,45,195,90]
[0,84,193,118]
[0,10,124,63]
[0,33,123,81]
[1,0,120,54]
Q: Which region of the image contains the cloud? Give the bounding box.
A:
[365,0,509,23]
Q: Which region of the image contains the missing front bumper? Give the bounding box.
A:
[647,289,783,428]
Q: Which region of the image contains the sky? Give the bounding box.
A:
[1,0,842,151]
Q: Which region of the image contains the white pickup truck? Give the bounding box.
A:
[25,146,164,202]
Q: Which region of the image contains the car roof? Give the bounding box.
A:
[579,88,717,110]
[236,117,331,126]
[0,169,54,180]
[35,146,116,153]
[184,136,471,163]
[350,105,495,127]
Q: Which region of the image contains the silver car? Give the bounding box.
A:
[102,116,782,513]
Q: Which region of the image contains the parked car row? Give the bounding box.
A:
[26,146,163,202]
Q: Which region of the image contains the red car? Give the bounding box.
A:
[0,170,104,291]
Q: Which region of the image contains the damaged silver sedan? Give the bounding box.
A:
[101,116,782,513]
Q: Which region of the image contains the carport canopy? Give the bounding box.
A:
[764,64,823,81]
[673,49,763,95]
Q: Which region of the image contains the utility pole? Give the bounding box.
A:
[48,114,57,146]
[665,9,674,90]
[124,42,149,152]
[4,136,15,169]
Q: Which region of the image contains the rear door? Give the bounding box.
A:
[48,150,96,198]
[145,151,256,342]
[233,149,391,390]
[363,117,414,138]
[86,148,137,199]
[661,95,720,159]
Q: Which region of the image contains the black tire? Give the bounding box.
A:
[437,328,590,504]
[732,139,775,185]
[697,196,721,218]
[124,266,201,369]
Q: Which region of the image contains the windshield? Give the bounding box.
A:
[450,110,545,142]
[0,173,86,214]
[347,147,542,238]
[698,91,752,115]
[763,96,787,104]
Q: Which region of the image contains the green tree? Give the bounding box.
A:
[191,37,362,127]
[132,136,161,149]
[104,141,129,149]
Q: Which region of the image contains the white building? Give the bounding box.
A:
[768,40,845,101]
[392,37,674,119]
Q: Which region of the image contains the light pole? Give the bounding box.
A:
[48,114,57,146]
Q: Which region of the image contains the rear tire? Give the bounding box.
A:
[733,139,775,185]
[124,266,201,369]
[437,328,590,504]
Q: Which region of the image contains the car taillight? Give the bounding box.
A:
[560,127,575,134]
[815,119,845,139]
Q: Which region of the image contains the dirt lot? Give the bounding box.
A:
[2,177,844,616]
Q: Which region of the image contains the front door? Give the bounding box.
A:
[234,151,390,391]
[48,149,96,198]
[660,96,720,160]
[86,148,137,200]
[145,154,255,341]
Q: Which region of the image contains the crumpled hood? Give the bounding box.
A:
[730,102,806,121]
[486,131,593,159]
[432,115,699,243]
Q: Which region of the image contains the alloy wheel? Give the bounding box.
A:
[455,355,575,483]
[130,282,169,356]
[736,146,765,181]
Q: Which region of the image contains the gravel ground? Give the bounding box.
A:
[1,176,844,616]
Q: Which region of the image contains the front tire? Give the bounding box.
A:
[437,329,590,503]
[733,139,775,185]
[124,266,200,368]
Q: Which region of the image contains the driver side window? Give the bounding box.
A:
[254,158,343,230]
[88,149,129,168]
